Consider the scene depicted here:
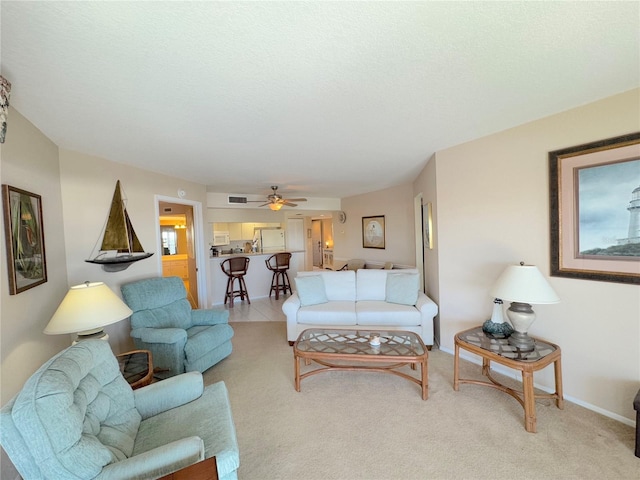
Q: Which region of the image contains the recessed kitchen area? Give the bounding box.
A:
[205,191,342,306]
[208,221,307,304]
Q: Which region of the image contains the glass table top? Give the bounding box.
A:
[295,328,426,357]
[457,327,557,362]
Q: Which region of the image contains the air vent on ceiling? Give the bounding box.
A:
[228,196,248,204]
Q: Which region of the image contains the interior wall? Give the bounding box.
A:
[0,108,71,480]
[413,153,439,343]
[336,183,416,266]
[0,108,71,405]
[58,149,208,352]
[431,88,640,422]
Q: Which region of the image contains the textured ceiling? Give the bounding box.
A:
[2,2,638,199]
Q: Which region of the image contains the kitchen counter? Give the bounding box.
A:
[210,251,305,305]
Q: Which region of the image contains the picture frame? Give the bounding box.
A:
[362,215,385,249]
[424,202,433,250]
[549,132,640,285]
[2,185,48,294]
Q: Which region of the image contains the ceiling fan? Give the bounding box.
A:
[248,186,307,211]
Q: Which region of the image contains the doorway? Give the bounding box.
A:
[311,219,323,267]
[158,201,199,308]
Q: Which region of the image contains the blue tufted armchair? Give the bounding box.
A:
[0,340,239,479]
[121,276,233,379]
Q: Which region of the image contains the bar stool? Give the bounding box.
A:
[220,256,250,307]
[265,252,292,300]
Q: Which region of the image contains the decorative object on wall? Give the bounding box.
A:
[1,185,47,295]
[362,215,385,249]
[44,281,133,343]
[490,262,560,351]
[549,132,640,285]
[424,202,433,250]
[0,75,11,143]
[85,180,153,272]
[338,210,347,224]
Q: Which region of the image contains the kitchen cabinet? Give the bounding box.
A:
[215,222,283,241]
[162,258,189,279]
[242,223,256,240]
[228,223,242,241]
[322,249,333,269]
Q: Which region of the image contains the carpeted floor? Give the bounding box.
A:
[203,300,638,480]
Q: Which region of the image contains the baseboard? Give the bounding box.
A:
[439,345,635,428]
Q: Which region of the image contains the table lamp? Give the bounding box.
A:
[489,262,560,351]
[44,281,133,343]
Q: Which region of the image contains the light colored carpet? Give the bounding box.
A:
[203,319,638,480]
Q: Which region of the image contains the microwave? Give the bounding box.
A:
[212,231,230,246]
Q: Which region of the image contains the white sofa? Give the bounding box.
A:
[282,269,438,347]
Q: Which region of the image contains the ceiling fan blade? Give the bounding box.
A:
[282,202,298,207]
[258,202,270,207]
[283,198,307,202]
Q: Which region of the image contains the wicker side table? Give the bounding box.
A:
[116,349,153,390]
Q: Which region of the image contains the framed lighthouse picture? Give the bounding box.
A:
[549,132,640,285]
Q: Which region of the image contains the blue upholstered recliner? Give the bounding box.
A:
[0,340,239,479]
[121,276,233,378]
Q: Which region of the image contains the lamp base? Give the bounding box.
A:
[72,329,109,345]
[507,331,535,351]
[482,319,514,338]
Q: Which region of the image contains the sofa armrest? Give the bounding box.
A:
[416,293,438,318]
[95,436,204,480]
[131,327,188,344]
[134,371,204,419]
[283,294,302,343]
[191,308,229,326]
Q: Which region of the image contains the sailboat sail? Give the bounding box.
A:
[86,180,153,272]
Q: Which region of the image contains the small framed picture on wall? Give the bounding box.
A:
[362,215,385,249]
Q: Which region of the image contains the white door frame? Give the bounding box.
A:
[155,195,207,308]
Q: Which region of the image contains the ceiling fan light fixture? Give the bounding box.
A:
[269,203,283,211]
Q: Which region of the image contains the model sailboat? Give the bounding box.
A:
[85,180,153,272]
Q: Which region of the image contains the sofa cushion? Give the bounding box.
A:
[297,270,356,301]
[356,269,388,301]
[294,275,329,306]
[11,341,141,479]
[385,272,420,306]
[297,301,357,325]
[356,301,421,326]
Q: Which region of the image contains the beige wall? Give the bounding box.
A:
[336,183,416,267]
[421,88,640,422]
[58,149,209,352]
[0,108,71,406]
[0,109,71,479]
[413,153,440,340]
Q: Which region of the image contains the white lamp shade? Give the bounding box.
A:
[489,264,560,305]
[44,282,133,335]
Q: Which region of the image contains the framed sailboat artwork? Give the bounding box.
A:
[2,185,48,295]
[86,180,153,272]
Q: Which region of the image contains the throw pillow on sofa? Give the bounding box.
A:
[295,275,329,306]
[385,273,419,306]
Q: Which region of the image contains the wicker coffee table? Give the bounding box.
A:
[293,328,428,400]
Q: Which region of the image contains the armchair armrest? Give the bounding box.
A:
[191,308,229,326]
[134,371,204,419]
[95,437,204,480]
[131,327,188,344]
